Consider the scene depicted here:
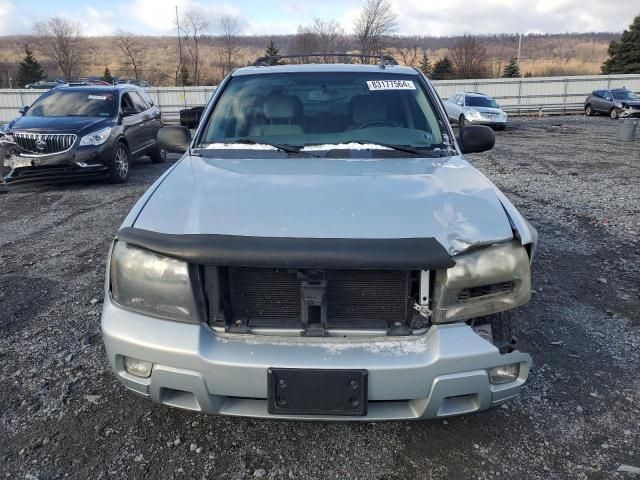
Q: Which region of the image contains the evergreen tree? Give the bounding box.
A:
[265,40,283,65]
[102,66,114,84]
[418,53,432,76]
[502,58,521,78]
[16,45,45,87]
[178,64,192,86]
[602,15,640,74]
[431,57,454,80]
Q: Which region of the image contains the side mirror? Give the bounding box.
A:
[122,106,138,117]
[18,105,29,115]
[458,125,495,154]
[158,125,191,154]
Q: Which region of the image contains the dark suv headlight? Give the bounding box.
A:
[431,241,531,323]
[109,242,199,323]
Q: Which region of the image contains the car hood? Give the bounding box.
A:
[7,115,111,135]
[132,155,516,256]
[620,100,640,107]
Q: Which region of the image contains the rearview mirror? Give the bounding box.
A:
[158,125,191,154]
[458,125,495,154]
[18,105,29,115]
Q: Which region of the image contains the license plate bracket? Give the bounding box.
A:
[267,368,368,416]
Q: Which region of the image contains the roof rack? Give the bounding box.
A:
[251,53,398,68]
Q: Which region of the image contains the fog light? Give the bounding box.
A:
[124,356,152,378]
[488,364,520,384]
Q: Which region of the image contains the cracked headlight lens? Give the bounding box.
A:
[431,241,531,323]
[110,242,199,323]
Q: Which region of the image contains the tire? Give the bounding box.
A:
[585,105,593,117]
[149,144,167,164]
[108,142,129,184]
[459,115,466,129]
[474,311,517,354]
[610,108,619,120]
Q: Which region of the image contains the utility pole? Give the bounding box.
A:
[517,33,523,78]
[175,5,184,86]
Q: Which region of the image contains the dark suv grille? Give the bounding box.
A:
[13,133,76,155]
[220,267,411,330]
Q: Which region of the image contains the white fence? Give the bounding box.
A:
[1,74,639,123]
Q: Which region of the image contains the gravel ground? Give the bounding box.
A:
[1,115,639,479]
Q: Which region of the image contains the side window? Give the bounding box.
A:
[593,91,602,98]
[120,93,135,112]
[129,91,149,112]
[450,94,459,103]
[604,91,613,101]
[140,90,154,107]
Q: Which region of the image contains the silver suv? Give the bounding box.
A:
[101,56,536,421]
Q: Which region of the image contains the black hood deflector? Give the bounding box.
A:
[116,227,455,270]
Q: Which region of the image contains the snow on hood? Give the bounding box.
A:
[131,154,514,256]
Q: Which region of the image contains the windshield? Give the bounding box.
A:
[199,72,448,151]
[612,90,638,101]
[25,90,116,117]
[466,96,498,108]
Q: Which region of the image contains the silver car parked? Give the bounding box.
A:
[101,57,536,421]
[444,92,508,130]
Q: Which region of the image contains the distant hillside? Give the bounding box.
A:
[0,32,619,87]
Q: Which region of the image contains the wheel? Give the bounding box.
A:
[149,144,167,164]
[585,105,593,117]
[473,311,517,354]
[108,142,129,184]
[459,115,466,129]
[610,108,619,120]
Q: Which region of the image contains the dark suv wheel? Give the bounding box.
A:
[610,108,619,120]
[585,105,593,116]
[109,142,129,183]
[149,144,167,164]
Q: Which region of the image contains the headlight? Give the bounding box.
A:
[110,242,199,323]
[80,127,112,146]
[431,241,531,323]
[466,110,481,119]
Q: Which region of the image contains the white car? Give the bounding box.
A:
[444,92,507,130]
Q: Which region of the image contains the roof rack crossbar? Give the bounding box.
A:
[251,53,398,67]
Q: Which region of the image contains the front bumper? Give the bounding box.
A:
[467,117,507,127]
[1,143,111,190]
[102,298,532,421]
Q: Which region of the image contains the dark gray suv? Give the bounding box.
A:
[584,88,640,119]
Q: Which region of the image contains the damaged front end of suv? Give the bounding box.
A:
[101,58,537,420]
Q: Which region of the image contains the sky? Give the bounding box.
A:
[0,0,637,36]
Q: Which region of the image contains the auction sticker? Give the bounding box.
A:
[367,80,415,90]
[88,95,108,100]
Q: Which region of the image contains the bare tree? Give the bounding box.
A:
[217,13,241,78]
[450,36,489,79]
[114,30,143,80]
[396,37,420,67]
[180,9,209,86]
[290,18,347,63]
[32,17,83,80]
[353,0,398,62]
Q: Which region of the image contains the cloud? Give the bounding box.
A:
[390,0,639,35]
[128,0,242,34]
[81,6,116,36]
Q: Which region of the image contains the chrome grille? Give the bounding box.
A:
[13,132,76,155]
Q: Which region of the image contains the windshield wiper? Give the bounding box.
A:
[346,140,446,157]
[230,139,321,157]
